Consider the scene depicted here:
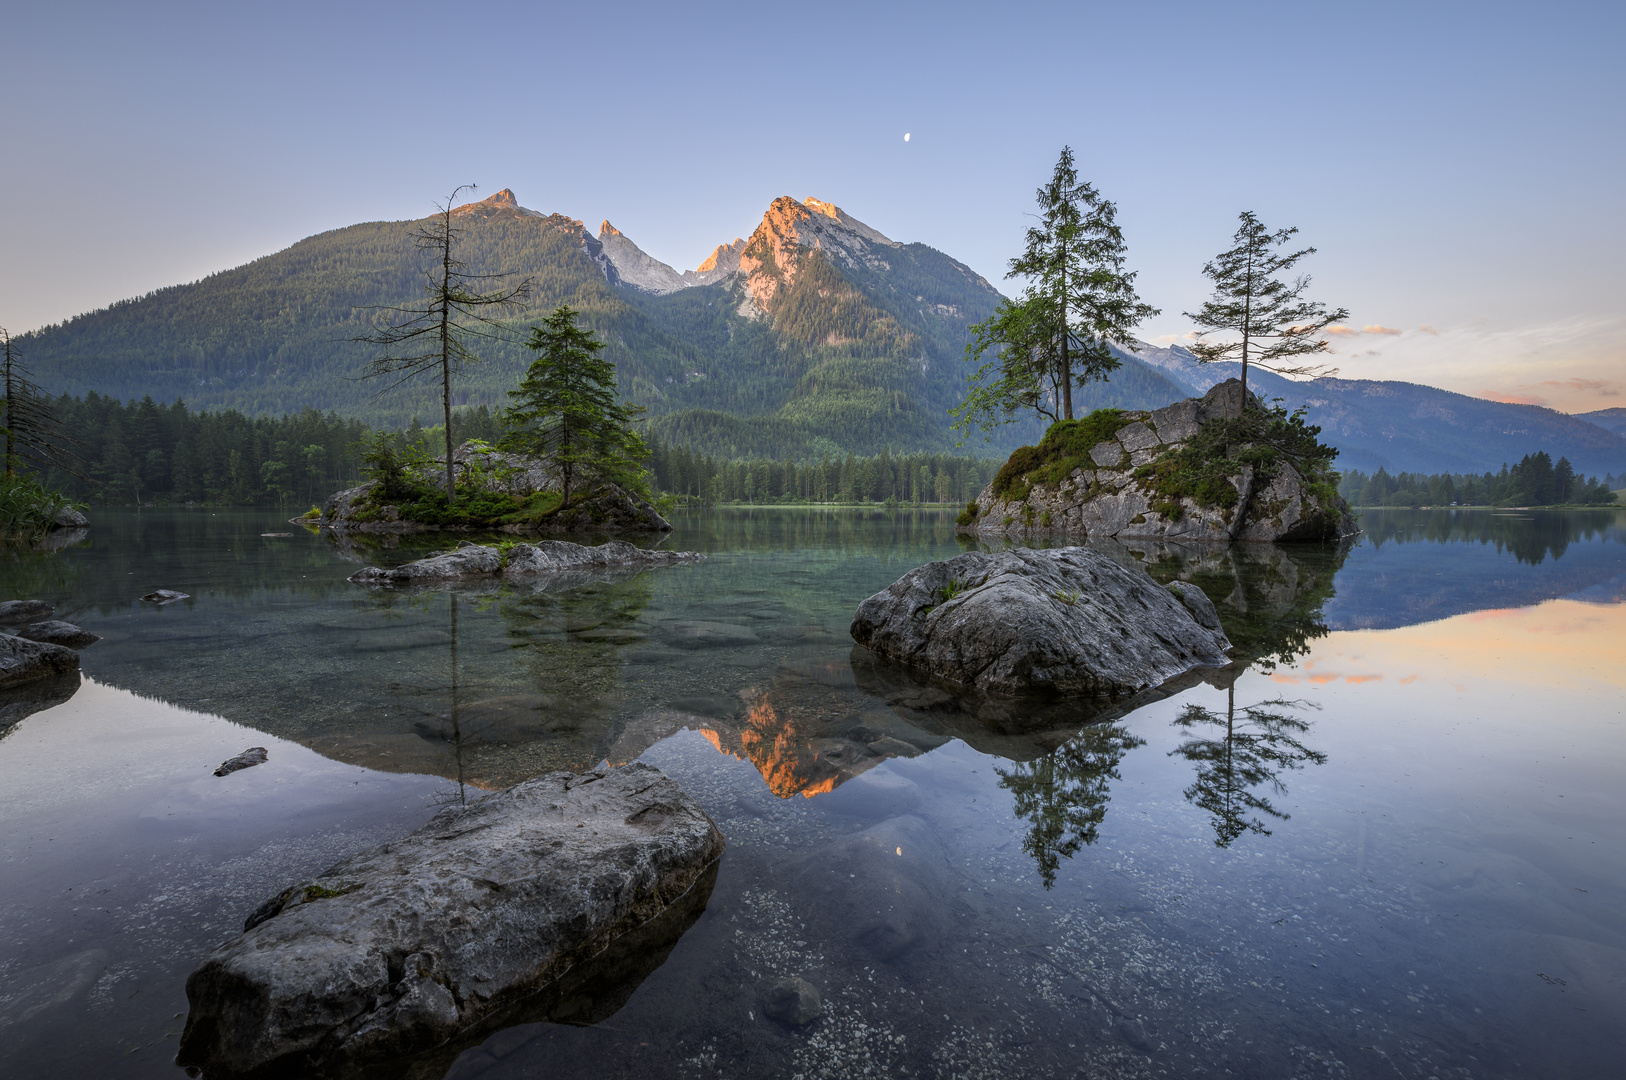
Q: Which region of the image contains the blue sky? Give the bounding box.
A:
[3,0,1621,411]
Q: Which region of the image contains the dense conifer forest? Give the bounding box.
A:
[1338,456,1621,507]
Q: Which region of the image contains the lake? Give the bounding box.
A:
[1,506,1622,1079]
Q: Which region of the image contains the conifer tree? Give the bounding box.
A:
[955,147,1158,436]
[358,185,531,500]
[1184,212,1349,402]
[501,306,648,507]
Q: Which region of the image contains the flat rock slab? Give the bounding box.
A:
[349,540,703,587]
[141,589,189,604]
[178,762,725,1079]
[16,620,101,648]
[215,747,268,776]
[0,633,81,690]
[0,599,53,625]
[850,546,1230,699]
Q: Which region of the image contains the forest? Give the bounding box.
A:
[1337,455,1621,507]
[28,393,999,508]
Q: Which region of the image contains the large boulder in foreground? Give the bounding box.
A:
[850,547,1230,699]
[348,540,703,587]
[177,763,725,1080]
[960,380,1358,543]
[0,633,80,690]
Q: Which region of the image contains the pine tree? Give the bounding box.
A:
[501,306,648,507]
[1184,212,1349,402]
[954,148,1158,438]
[357,185,531,500]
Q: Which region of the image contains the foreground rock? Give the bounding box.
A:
[214,747,268,776]
[961,380,1357,543]
[349,539,703,587]
[0,599,53,625]
[16,620,101,648]
[850,547,1230,699]
[0,634,80,690]
[177,763,725,1080]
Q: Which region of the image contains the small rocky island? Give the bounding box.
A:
[178,763,724,1079]
[959,380,1358,542]
[851,546,1231,700]
[317,441,672,535]
[348,538,704,588]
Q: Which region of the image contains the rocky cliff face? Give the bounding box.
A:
[961,381,1358,544]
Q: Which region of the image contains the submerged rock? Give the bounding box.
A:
[214,747,268,776]
[16,620,101,649]
[349,539,702,587]
[177,763,725,1080]
[0,599,53,625]
[961,380,1358,543]
[850,547,1230,699]
[763,976,821,1025]
[0,634,80,690]
[141,589,189,604]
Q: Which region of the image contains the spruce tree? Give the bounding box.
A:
[1184,212,1349,402]
[358,185,531,500]
[501,306,648,507]
[955,147,1158,437]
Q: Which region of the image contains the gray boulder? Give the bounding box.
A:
[349,540,702,587]
[16,620,101,649]
[849,547,1230,699]
[0,599,53,625]
[51,506,89,528]
[214,747,268,776]
[141,589,189,604]
[176,763,725,1079]
[0,633,80,690]
[763,977,822,1025]
[961,379,1358,543]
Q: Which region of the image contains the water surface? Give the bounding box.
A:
[0,507,1621,1078]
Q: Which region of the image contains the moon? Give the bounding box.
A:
[904,132,911,142]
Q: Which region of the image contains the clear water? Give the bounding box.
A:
[1,507,1622,1079]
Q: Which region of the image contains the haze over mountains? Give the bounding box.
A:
[15,190,1626,474]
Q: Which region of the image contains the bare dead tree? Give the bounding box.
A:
[0,327,86,480]
[356,184,532,499]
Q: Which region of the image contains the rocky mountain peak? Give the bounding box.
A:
[599,220,623,239]
[451,188,541,220]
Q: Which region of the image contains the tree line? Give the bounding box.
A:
[648,440,1000,505]
[1338,453,1620,508]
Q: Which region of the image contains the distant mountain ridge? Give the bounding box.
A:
[13,188,1626,472]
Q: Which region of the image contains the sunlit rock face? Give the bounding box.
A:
[176,763,723,1080]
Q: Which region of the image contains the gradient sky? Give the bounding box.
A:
[3,0,1621,412]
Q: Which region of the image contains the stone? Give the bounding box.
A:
[349,540,703,588]
[794,815,950,961]
[141,589,189,604]
[535,484,673,534]
[214,747,268,777]
[657,620,761,649]
[15,620,101,648]
[176,763,724,1080]
[849,546,1230,699]
[763,977,821,1025]
[962,380,1359,544]
[0,634,80,690]
[0,599,53,624]
[0,669,80,730]
[51,506,89,528]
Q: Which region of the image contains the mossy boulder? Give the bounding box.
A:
[960,380,1357,543]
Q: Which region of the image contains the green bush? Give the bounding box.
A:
[0,475,78,539]
[1134,401,1338,513]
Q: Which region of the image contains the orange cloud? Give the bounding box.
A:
[1363,324,1402,335]
[1540,377,1622,398]
[1325,325,1359,336]
[1418,324,1439,335]
[1481,389,1551,406]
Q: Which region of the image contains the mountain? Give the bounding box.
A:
[14,189,1191,457]
[1120,344,1626,477]
[1577,407,1626,437]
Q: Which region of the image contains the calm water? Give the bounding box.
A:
[1,507,1622,1079]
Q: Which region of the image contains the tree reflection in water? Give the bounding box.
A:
[1169,686,1325,847]
[996,724,1145,888]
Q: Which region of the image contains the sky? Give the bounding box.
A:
[2,0,1622,413]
